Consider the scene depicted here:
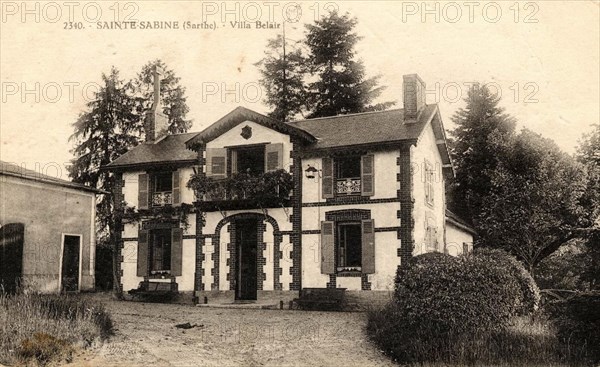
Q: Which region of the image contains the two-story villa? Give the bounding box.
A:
[105,71,475,304]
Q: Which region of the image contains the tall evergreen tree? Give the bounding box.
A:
[68,67,140,290]
[479,129,591,272]
[448,84,516,223]
[304,11,394,118]
[133,59,192,133]
[256,34,307,121]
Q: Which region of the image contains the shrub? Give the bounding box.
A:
[369,252,526,363]
[473,247,541,315]
[547,291,600,364]
[394,252,521,336]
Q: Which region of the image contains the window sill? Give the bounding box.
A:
[149,271,171,279]
[336,269,363,277]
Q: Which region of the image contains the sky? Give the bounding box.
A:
[1,1,599,180]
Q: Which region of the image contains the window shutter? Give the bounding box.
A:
[265,143,284,172]
[361,219,375,274]
[206,148,227,178]
[137,229,149,277]
[172,170,181,206]
[322,157,334,199]
[230,150,238,174]
[361,154,375,196]
[321,221,335,274]
[171,228,183,276]
[138,174,149,210]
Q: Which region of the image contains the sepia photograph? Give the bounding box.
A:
[0,1,599,366]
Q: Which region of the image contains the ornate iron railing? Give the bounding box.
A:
[336,178,361,195]
[152,191,173,206]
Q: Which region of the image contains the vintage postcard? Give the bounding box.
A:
[1,1,599,366]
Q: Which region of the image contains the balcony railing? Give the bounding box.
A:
[336,178,361,195]
[188,170,293,210]
[152,191,173,206]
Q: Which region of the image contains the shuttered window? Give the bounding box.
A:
[265,143,283,172]
[138,174,149,210]
[361,219,375,274]
[172,170,181,205]
[137,229,149,276]
[425,161,434,205]
[322,158,334,199]
[171,228,183,276]
[361,154,375,196]
[206,148,227,178]
[320,221,335,274]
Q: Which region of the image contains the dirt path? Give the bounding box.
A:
[71,295,394,367]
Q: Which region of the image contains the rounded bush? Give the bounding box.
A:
[394,252,521,336]
[473,247,540,315]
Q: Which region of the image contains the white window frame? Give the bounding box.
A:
[58,233,83,292]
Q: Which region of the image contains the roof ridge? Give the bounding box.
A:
[288,108,404,124]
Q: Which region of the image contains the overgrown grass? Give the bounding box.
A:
[0,292,113,366]
[367,304,591,366]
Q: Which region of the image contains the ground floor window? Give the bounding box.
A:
[337,223,362,271]
[150,228,171,273]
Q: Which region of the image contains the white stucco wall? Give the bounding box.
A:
[301,151,400,204]
[446,222,474,256]
[412,120,446,255]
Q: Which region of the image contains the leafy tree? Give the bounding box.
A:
[256,34,307,121]
[133,59,192,133]
[304,11,394,118]
[478,129,592,273]
[68,67,141,290]
[448,84,516,222]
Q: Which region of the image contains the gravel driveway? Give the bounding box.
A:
[73,295,394,367]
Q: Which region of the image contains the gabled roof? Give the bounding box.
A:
[185,106,316,149]
[104,105,454,173]
[0,160,105,194]
[288,104,453,173]
[105,132,198,169]
[288,105,439,149]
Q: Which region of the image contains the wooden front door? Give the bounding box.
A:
[61,235,80,292]
[235,219,258,301]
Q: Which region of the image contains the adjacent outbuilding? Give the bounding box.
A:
[0,161,103,293]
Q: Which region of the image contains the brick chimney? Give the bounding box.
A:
[403,74,426,122]
[145,66,169,143]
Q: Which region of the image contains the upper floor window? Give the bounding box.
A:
[232,145,265,176]
[206,143,284,179]
[153,172,173,206]
[138,171,181,209]
[154,172,172,193]
[424,161,434,206]
[322,154,374,198]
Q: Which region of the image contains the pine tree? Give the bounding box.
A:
[448,84,516,223]
[304,11,394,118]
[133,59,192,133]
[68,67,140,290]
[256,34,307,121]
